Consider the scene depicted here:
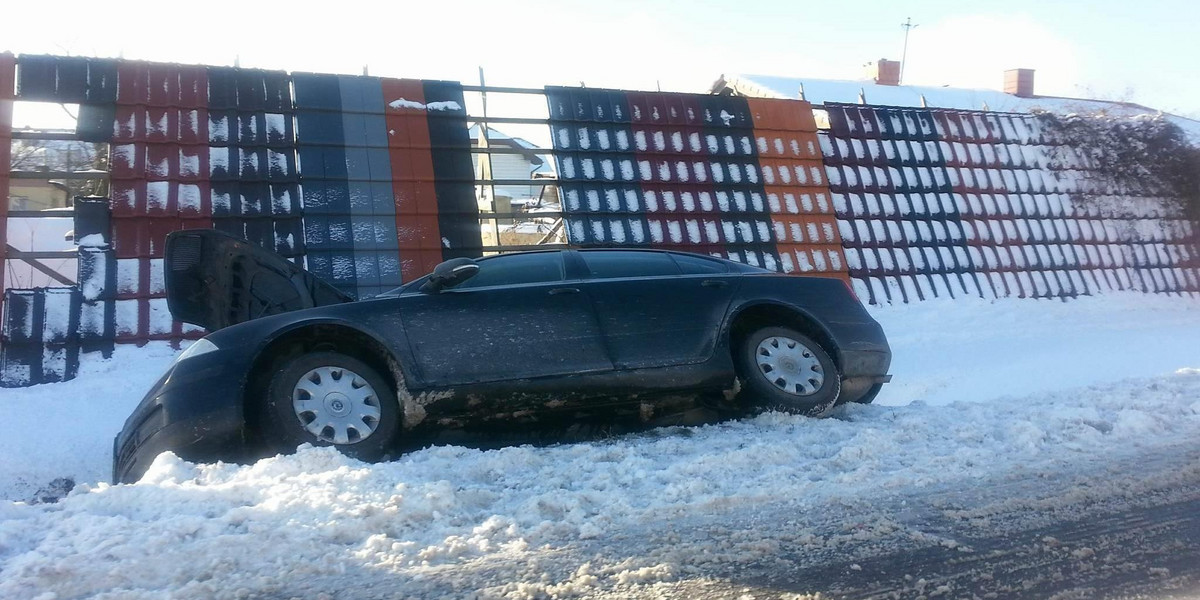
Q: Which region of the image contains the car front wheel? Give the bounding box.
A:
[260,351,400,459]
[737,326,841,417]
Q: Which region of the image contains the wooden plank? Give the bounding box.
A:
[9,170,108,180]
[4,245,75,285]
[11,130,82,141]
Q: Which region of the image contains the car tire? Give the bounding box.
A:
[736,326,841,417]
[260,351,399,460]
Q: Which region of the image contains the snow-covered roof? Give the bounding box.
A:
[714,74,1200,141]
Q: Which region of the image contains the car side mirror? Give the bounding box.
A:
[420,258,480,293]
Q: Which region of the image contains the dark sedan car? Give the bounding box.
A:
[114,230,891,483]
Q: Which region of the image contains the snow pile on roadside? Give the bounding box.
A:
[1,369,1198,598]
[0,344,179,502]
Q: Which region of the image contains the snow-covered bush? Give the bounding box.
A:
[1035,111,1200,223]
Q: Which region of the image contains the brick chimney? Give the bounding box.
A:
[866,59,901,86]
[1004,68,1035,97]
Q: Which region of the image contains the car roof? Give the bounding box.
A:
[477,247,699,261]
[476,248,767,271]
[381,247,769,296]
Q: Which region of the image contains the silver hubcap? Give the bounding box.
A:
[755,336,825,396]
[292,366,382,444]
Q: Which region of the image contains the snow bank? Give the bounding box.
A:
[0,344,179,502]
[0,371,1197,599]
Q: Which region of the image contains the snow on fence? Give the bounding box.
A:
[821,103,1199,304]
[545,88,850,284]
[2,54,1198,387]
[291,74,480,299]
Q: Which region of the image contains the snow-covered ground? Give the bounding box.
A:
[0,292,1198,598]
[0,343,180,500]
[871,292,1200,407]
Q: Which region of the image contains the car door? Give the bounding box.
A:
[398,252,613,386]
[574,250,739,369]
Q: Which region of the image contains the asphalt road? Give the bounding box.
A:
[593,444,1200,599]
[648,494,1200,600]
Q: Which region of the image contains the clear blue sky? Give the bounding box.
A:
[5,0,1197,120]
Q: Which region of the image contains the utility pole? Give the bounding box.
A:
[900,17,919,85]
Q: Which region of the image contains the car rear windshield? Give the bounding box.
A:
[670,253,729,274]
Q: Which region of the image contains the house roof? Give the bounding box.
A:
[713,74,1200,141]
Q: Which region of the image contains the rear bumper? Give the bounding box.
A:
[840,348,892,379]
[838,348,892,402]
[827,319,892,374]
[827,319,892,404]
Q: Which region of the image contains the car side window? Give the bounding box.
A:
[581,251,682,279]
[671,253,729,275]
[450,253,564,289]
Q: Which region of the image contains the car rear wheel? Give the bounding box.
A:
[260,351,399,459]
[737,326,841,417]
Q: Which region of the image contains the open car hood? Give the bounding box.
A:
[164,229,352,331]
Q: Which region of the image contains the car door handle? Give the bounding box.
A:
[548,287,581,295]
[701,280,729,288]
